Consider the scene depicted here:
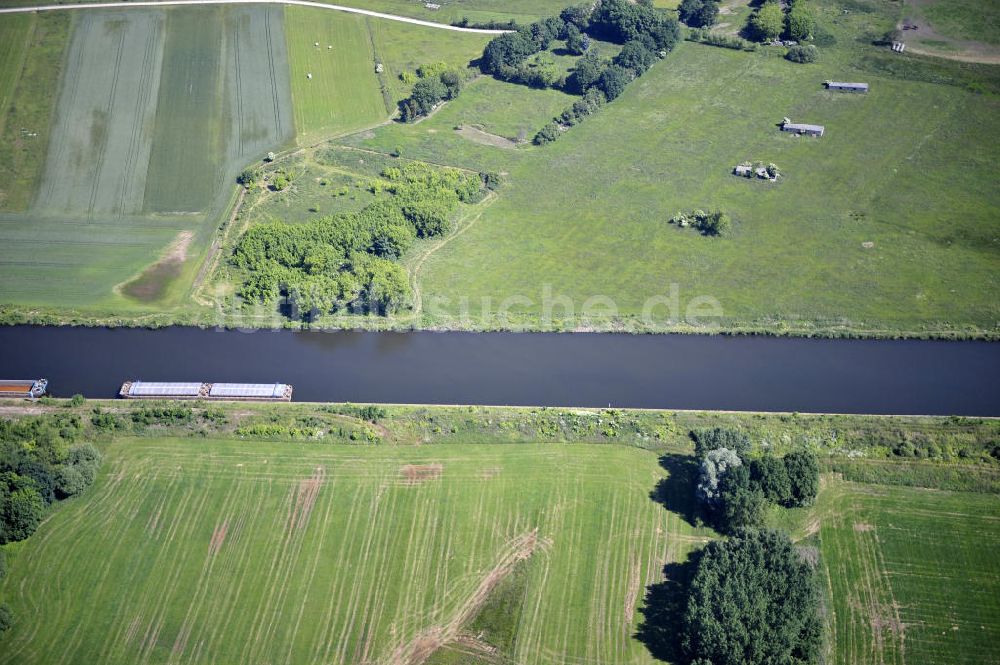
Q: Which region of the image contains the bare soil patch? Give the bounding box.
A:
[208,519,229,556]
[455,125,518,149]
[288,467,325,530]
[120,230,193,303]
[400,463,443,485]
[854,522,875,532]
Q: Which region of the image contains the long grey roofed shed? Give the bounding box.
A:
[782,122,825,136]
[826,81,869,92]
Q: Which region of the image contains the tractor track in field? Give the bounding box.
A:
[0,0,511,34]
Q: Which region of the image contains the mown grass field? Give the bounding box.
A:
[0,14,32,133]
[284,7,389,144]
[0,12,69,211]
[0,438,703,665]
[366,16,491,105]
[341,0,1000,337]
[909,0,1000,46]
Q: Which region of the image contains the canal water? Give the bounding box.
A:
[0,326,997,415]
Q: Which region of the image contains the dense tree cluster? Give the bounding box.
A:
[399,65,468,122]
[747,1,785,41]
[682,529,823,665]
[0,416,101,545]
[233,163,487,319]
[746,0,817,44]
[693,428,820,533]
[480,1,680,145]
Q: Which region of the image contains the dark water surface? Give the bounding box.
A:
[0,326,997,415]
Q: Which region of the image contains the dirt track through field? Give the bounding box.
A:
[388,528,546,665]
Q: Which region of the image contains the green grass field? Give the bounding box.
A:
[366,16,491,104]
[0,14,33,135]
[0,438,702,665]
[0,6,293,313]
[911,0,1000,46]
[0,12,69,211]
[340,0,1000,336]
[285,7,389,144]
[816,479,1000,665]
[0,400,997,664]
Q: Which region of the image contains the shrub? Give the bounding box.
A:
[357,405,387,422]
[749,455,792,504]
[688,28,755,50]
[68,394,86,408]
[533,122,561,145]
[0,604,12,633]
[237,166,261,187]
[784,450,819,506]
[786,44,818,63]
[597,64,631,101]
[90,408,126,432]
[691,427,751,457]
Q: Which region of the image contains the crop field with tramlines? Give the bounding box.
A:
[816,479,1000,665]
[0,438,708,665]
[0,5,294,312]
[2,431,999,665]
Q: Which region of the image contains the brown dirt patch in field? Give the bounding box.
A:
[480,466,501,480]
[208,519,229,556]
[390,529,545,665]
[120,230,193,303]
[401,463,443,485]
[623,556,642,626]
[455,125,518,149]
[854,522,875,532]
[288,467,325,530]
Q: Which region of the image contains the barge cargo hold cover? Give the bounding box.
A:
[0,379,48,399]
[119,381,292,401]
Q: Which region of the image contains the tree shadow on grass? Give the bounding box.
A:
[635,550,701,664]
[649,453,704,528]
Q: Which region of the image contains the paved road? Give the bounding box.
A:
[0,0,510,33]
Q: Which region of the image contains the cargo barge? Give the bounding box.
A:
[0,379,48,399]
[119,381,292,402]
